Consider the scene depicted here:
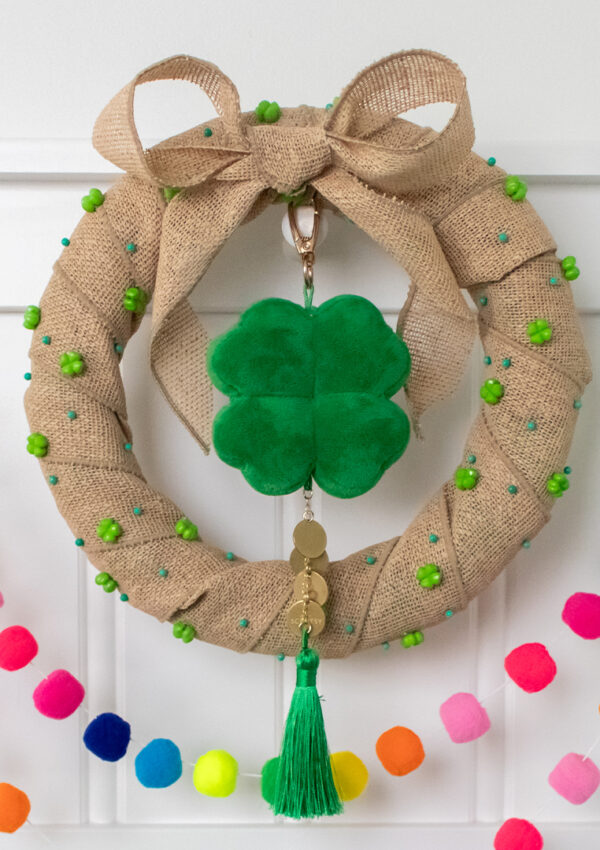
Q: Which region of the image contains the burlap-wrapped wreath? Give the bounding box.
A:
[24,50,591,658]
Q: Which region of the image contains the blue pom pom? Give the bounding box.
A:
[83,712,131,762]
[135,739,182,788]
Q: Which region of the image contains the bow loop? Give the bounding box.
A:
[247,123,332,194]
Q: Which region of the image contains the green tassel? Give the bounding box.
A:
[273,629,343,819]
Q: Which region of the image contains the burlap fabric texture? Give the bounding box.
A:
[25,50,591,658]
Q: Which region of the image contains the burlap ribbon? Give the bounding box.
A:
[92,50,478,451]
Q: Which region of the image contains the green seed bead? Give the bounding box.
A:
[114,342,123,354]
[498,232,509,243]
[487,156,496,166]
[48,475,58,485]
[239,618,249,628]
[366,555,376,565]
[67,410,77,420]
[203,127,213,137]
[502,358,511,368]
[124,442,132,452]
[484,356,492,365]
[226,552,235,561]
[429,533,439,543]
[120,593,129,602]
[574,399,582,409]
[42,335,51,345]
[549,276,559,285]
[564,466,572,475]
[126,242,136,253]
[527,420,537,431]
[479,296,488,306]
[508,484,518,495]
[24,372,31,381]
[445,609,454,618]
[61,237,70,247]
[345,624,355,634]
[522,539,531,549]
[133,506,143,516]
[382,641,390,650]
[75,538,84,547]
[277,652,285,661]
[467,454,476,464]
[158,568,168,577]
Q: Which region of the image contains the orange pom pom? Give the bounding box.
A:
[0,782,30,833]
[376,726,425,776]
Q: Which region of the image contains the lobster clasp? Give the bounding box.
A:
[287,197,321,290]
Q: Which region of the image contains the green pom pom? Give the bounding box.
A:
[23,305,41,330]
[261,757,279,805]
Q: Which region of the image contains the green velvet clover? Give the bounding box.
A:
[547,472,570,497]
[59,350,85,376]
[175,517,199,540]
[207,295,411,499]
[480,378,504,405]
[27,432,48,458]
[123,286,149,314]
[454,467,480,490]
[416,564,442,589]
[527,319,552,346]
[23,305,41,330]
[95,572,118,593]
[402,631,424,648]
[96,518,123,543]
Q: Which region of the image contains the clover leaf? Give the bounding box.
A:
[27,432,48,458]
[455,467,480,490]
[175,517,199,541]
[480,378,504,405]
[416,564,442,589]
[527,319,552,346]
[59,350,85,376]
[96,518,123,543]
[547,472,569,498]
[207,295,411,499]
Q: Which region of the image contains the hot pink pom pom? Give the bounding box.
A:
[0,591,4,608]
[439,692,491,743]
[504,643,557,693]
[562,592,600,639]
[33,669,85,719]
[0,626,38,671]
[549,753,600,805]
[494,818,543,849]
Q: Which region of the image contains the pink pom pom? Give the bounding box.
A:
[504,643,557,693]
[0,626,38,671]
[494,818,543,849]
[562,592,600,639]
[33,669,85,719]
[0,591,4,608]
[439,692,491,743]
[549,753,600,805]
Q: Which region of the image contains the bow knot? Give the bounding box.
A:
[247,121,332,195]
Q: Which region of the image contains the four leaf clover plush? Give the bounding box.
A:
[207,295,411,498]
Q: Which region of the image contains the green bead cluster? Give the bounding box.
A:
[504,175,527,201]
[480,378,504,405]
[96,517,123,543]
[561,255,580,281]
[402,631,424,648]
[416,564,442,589]
[173,622,196,643]
[547,472,570,498]
[123,286,149,314]
[527,319,552,346]
[95,572,118,593]
[59,350,85,376]
[27,432,48,457]
[255,100,281,124]
[23,305,41,330]
[162,186,181,202]
[175,516,199,541]
[454,467,480,491]
[81,188,105,213]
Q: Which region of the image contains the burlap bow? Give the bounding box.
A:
[93,50,478,452]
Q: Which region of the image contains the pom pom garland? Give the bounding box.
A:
[440,692,491,743]
[192,749,238,797]
[562,592,600,639]
[0,625,38,670]
[135,738,182,788]
[330,751,369,801]
[0,783,31,834]
[375,726,425,776]
[494,818,544,850]
[83,713,131,762]
[504,643,557,693]
[548,753,600,805]
[33,669,85,719]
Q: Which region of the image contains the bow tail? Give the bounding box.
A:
[150,178,268,453]
[312,170,477,431]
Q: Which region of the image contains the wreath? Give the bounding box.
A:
[23,49,590,818]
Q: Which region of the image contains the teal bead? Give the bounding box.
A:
[67,410,77,420]
[549,276,559,285]
[522,539,531,549]
[429,533,439,543]
[226,552,235,561]
[484,356,492,365]
[564,466,572,475]
[345,624,354,634]
[445,609,454,618]
[527,421,537,431]
[158,568,168,577]
[467,454,476,464]
[120,593,129,602]
[277,652,285,661]
[42,335,51,345]
[203,127,213,137]
[48,475,58,485]
[487,156,496,166]
[366,555,376,565]
[325,103,333,110]
[382,641,390,650]
[124,442,132,451]
[126,242,136,253]
[479,296,488,306]
[502,358,511,368]
[75,538,84,547]
[133,506,143,516]
[114,342,123,354]
[574,399,582,409]
[61,237,70,247]
[508,484,518,495]
[498,232,509,243]
[239,618,249,628]
[24,372,31,380]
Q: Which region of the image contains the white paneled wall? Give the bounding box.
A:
[1,1,599,848]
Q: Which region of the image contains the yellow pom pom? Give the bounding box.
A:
[330,751,369,801]
[193,749,238,797]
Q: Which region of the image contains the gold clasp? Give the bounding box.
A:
[287,197,321,291]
